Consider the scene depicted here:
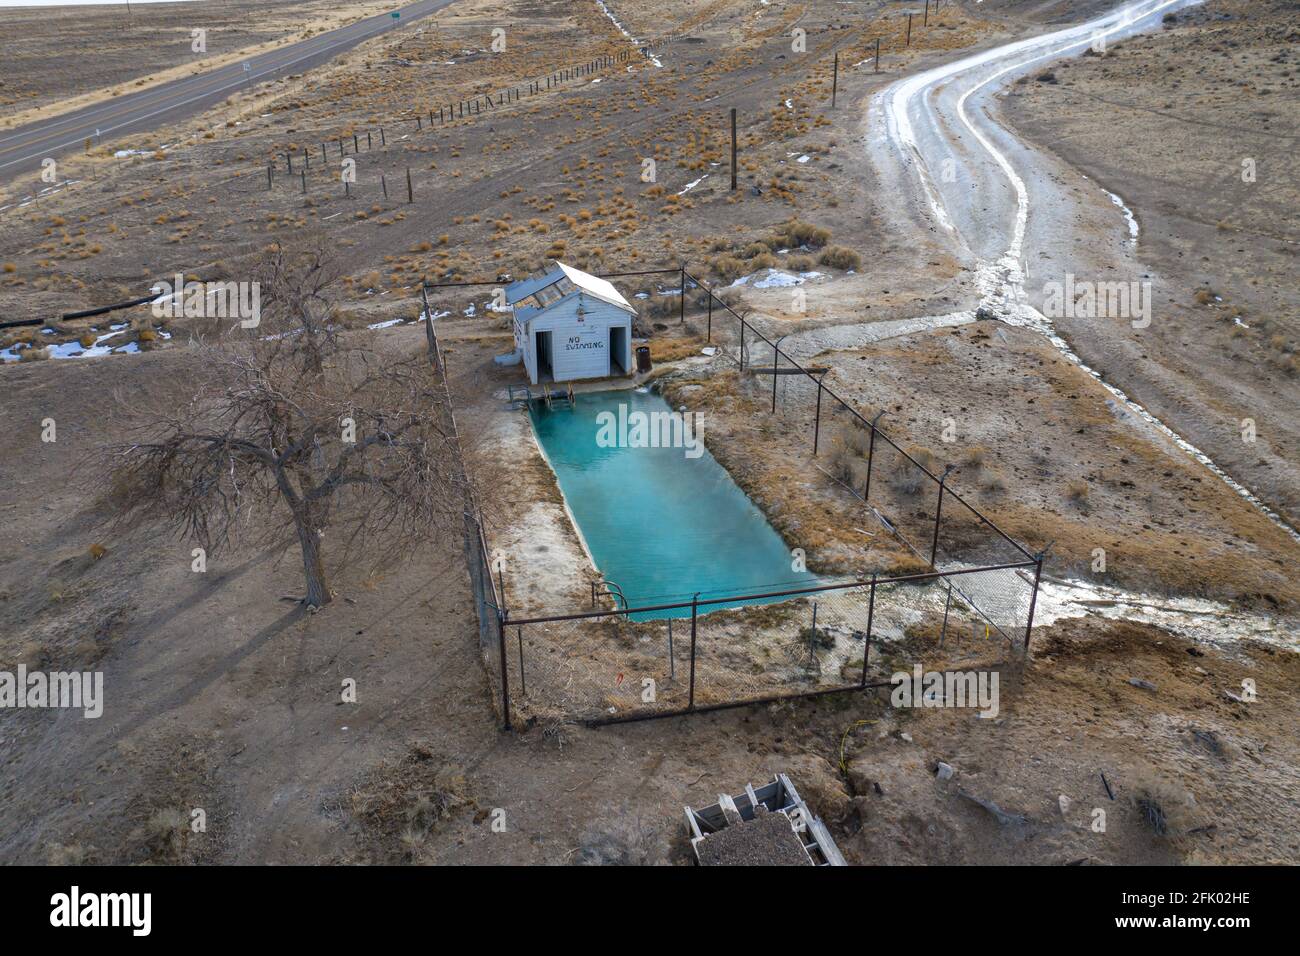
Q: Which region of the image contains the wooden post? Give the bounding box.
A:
[300,170,306,194]
[286,152,293,174]
[267,163,273,190]
[381,174,388,200]
[875,38,881,73]
[832,52,838,108]
[406,167,413,204]
[924,0,929,27]
[730,107,738,191]
[907,13,913,46]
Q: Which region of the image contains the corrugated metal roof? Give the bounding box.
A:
[556,262,633,311]
[502,270,559,305]
[503,261,635,313]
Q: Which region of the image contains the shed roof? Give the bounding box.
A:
[503,261,634,313]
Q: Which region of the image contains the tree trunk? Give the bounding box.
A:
[297,520,331,607]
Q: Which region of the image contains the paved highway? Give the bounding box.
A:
[0,0,458,182]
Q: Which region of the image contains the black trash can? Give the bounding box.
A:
[635,345,652,374]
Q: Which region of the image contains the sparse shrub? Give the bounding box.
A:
[979,470,1007,494]
[572,817,665,866]
[961,445,987,470]
[709,255,747,281]
[780,220,831,249]
[1130,772,1198,840]
[143,808,189,863]
[818,245,861,271]
[1066,478,1090,505]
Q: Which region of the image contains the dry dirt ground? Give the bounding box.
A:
[1,0,1297,864]
[0,0,405,124]
[0,0,990,341]
[1,341,1295,864]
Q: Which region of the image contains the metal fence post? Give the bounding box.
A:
[865,424,878,501]
[421,284,437,368]
[813,380,823,455]
[668,619,675,680]
[679,266,685,323]
[1023,553,1043,652]
[496,610,511,730]
[687,593,699,710]
[516,626,526,697]
[931,478,946,569]
[860,574,876,688]
[931,464,955,569]
[739,320,746,371]
[706,288,713,342]
[770,342,779,413]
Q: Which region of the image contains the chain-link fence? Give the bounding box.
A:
[501,563,1035,726]
[681,269,1042,644]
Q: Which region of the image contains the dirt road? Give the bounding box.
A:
[865,0,1300,546]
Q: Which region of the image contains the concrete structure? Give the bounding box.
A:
[503,262,636,385]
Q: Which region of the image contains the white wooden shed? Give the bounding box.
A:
[503,262,636,385]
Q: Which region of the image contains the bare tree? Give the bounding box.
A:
[255,239,346,373]
[102,257,467,608]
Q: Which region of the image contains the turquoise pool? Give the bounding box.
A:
[529,389,818,618]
